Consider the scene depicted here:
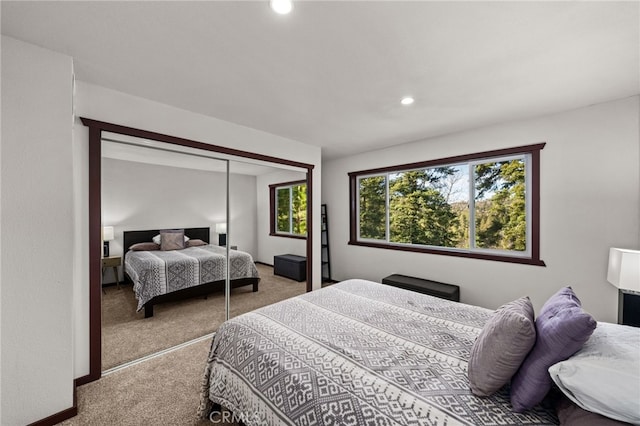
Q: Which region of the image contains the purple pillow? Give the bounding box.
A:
[510,287,596,412]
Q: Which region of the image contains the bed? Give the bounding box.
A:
[199,279,564,425]
[123,227,260,318]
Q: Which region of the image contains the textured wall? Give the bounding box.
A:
[323,96,640,323]
[1,36,75,425]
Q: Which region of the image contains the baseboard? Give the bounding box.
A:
[255,261,273,267]
[75,372,96,387]
[27,381,77,425]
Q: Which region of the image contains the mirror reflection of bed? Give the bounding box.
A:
[100,137,308,371]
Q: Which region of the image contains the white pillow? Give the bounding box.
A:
[152,233,189,245]
[548,321,640,424]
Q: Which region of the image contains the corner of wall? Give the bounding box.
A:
[1,35,75,425]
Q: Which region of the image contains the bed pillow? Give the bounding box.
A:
[549,322,640,424]
[129,242,160,251]
[186,239,207,247]
[510,287,596,412]
[160,229,186,251]
[152,233,190,245]
[468,296,536,396]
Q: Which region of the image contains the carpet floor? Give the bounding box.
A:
[62,338,216,426]
[102,263,306,370]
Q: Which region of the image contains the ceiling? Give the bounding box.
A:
[2,1,639,160]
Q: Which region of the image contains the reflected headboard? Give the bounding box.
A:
[123,227,210,252]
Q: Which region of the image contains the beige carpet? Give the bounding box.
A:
[102,263,306,370]
[62,338,222,425]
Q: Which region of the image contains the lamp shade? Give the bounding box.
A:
[607,248,640,292]
[215,223,227,234]
[102,226,114,242]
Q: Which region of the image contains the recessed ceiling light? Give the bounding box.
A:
[270,0,293,14]
[401,96,415,106]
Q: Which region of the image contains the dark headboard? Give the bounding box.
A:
[123,227,210,252]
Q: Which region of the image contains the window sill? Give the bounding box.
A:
[270,232,307,240]
[348,240,546,266]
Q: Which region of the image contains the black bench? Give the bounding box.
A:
[382,274,460,302]
[274,254,306,282]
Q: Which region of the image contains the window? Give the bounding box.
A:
[270,180,307,238]
[349,143,545,265]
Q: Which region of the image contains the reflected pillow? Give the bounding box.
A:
[187,239,207,247]
[129,242,160,251]
[510,287,596,412]
[468,296,536,396]
[152,232,189,245]
[160,229,186,251]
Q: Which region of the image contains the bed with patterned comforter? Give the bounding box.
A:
[125,244,259,312]
[198,279,558,425]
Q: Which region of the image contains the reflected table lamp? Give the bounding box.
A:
[607,247,640,327]
[103,226,114,257]
[216,223,227,246]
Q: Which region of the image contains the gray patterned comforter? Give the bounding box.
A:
[199,279,558,425]
[125,245,259,311]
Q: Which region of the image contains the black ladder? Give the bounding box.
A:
[321,204,332,282]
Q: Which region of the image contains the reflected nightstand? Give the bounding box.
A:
[102,255,121,290]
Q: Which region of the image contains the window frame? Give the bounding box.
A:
[348,143,546,266]
[269,179,308,239]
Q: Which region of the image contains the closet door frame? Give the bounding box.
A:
[79,117,314,385]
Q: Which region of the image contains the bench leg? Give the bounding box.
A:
[252,282,259,292]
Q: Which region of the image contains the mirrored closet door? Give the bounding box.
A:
[83,116,314,382]
[226,160,309,321]
[100,134,230,371]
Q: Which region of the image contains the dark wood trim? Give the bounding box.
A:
[268,179,308,238]
[347,142,546,177]
[349,174,357,242]
[81,117,314,171]
[531,147,542,262]
[268,179,307,189]
[348,240,546,266]
[268,232,307,239]
[348,143,546,266]
[88,125,102,383]
[27,382,77,426]
[306,169,313,292]
[82,117,315,387]
[75,374,93,387]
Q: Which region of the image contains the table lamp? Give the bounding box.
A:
[607,247,640,326]
[103,226,114,257]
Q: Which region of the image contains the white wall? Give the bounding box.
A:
[323,96,640,323]
[256,169,308,265]
[0,12,4,426]
[1,36,75,425]
[73,81,322,379]
[102,158,258,282]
